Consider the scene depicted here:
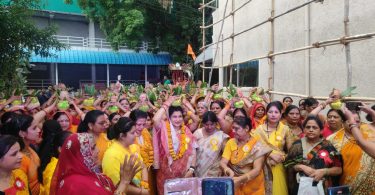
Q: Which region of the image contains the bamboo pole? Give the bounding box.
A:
[305,0,311,96]
[202,0,206,82]
[208,0,230,86]
[269,0,275,99]
[229,0,235,84]
[344,0,352,89]
[200,32,375,69]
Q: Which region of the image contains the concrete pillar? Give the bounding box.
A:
[219,67,224,88]
[91,64,96,84]
[145,65,148,85]
[55,63,59,85]
[50,63,55,85]
[89,19,95,47]
[106,64,110,88]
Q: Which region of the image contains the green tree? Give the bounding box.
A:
[70,0,203,62]
[0,0,64,98]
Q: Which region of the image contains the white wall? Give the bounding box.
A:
[211,0,375,99]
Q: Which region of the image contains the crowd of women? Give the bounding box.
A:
[0,81,375,195]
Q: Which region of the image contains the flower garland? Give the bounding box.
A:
[137,129,154,167]
[166,121,189,161]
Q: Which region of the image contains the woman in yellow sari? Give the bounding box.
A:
[220,117,271,195]
[252,101,292,195]
[327,108,375,194]
[130,110,155,194]
[103,117,149,195]
[38,129,71,195]
[0,135,29,195]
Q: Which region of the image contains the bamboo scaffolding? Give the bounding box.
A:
[200,0,253,29]
[208,0,230,85]
[200,0,320,51]
[200,32,375,69]
[199,0,216,10]
[268,91,375,102]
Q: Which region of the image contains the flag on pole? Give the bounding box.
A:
[187,44,196,60]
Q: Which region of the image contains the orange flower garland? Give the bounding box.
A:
[136,129,154,167]
[166,121,189,161]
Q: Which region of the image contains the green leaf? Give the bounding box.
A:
[340,86,357,97]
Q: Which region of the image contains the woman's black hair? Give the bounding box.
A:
[233,108,248,118]
[304,97,318,107]
[100,100,108,107]
[202,111,218,124]
[108,112,120,122]
[282,96,293,103]
[0,114,33,149]
[77,110,105,133]
[52,112,68,121]
[119,98,129,104]
[366,105,375,122]
[1,112,17,125]
[38,130,71,183]
[41,120,63,142]
[107,117,135,140]
[327,109,346,121]
[168,106,184,118]
[233,116,252,130]
[0,135,19,159]
[283,105,300,118]
[299,99,305,106]
[303,115,324,130]
[129,109,148,121]
[210,101,225,109]
[266,101,283,113]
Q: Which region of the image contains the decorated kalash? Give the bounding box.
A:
[168,63,193,87]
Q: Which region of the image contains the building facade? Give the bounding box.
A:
[28,0,171,89]
[198,0,375,99]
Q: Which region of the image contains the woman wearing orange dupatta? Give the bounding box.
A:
[153,96,198,195]
[327,109,375,195]
[249,103,266,130]
[53,111,77,133]
[221,117,271,195]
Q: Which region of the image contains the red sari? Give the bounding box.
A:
[153,121,197,195]
[51,133,114,195]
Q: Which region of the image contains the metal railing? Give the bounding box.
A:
[79,80,146,90]
[27,79,53,89]
[54,35,158,51]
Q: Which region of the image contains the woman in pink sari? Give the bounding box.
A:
[153,96,198,195]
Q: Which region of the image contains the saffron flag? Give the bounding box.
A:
[187,44,196,60]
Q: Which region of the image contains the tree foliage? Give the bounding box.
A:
[70,0,203,62]
[0,0,64,98]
